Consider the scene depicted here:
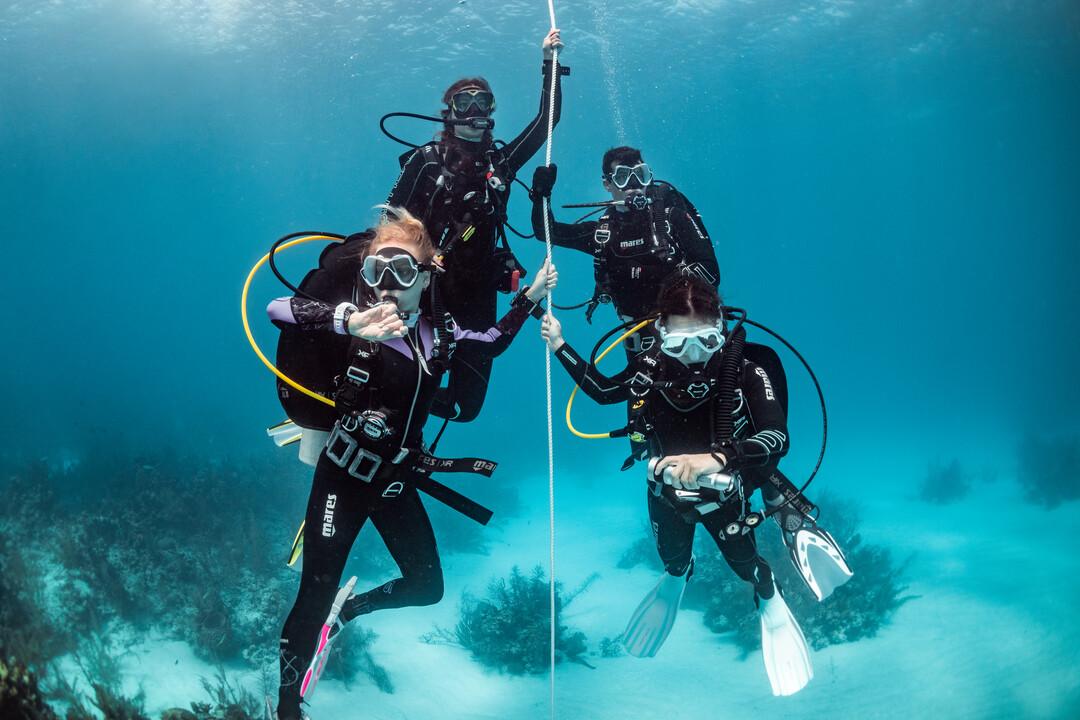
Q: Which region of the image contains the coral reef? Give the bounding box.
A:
[615,532,662,571]
[615,494,918,656]
[320,623,394,694]
[0,533,71,669]
[40,637,150,720]
[0,651,60,720]
[1018,433,1080,508]
[0,445,394,713]
[195,667,262,719]
[422,566,592,674]
[917,459,973,504]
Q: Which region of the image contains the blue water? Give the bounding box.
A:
[2,2,1079,718]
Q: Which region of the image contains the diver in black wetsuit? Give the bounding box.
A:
[530,145,719,330]
[531,145,719,466]
[542,275,783,594]
[532,149,852,596]
[384,28,568,423]
[539,275,815,696]
[267,208,556,720]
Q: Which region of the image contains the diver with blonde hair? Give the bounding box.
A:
[266,207,557,719]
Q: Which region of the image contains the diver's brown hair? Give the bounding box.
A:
[441,77,493,109]
[655,274,721,322]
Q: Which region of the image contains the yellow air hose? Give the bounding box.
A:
[565,319,654,439]
[240,234,344,408]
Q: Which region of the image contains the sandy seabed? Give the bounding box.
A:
[106,464,1080,720]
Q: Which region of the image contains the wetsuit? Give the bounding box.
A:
[533,180,720,462]
[385,60,567,422]
[531,180,719,326]
[552,340,789,598]
[267,293,540,719]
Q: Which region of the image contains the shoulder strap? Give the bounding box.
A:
[647,183,681,258]
[399,142,442,170]
[427,282,457,370]
[592,211,613,254]
[742,342,789,417]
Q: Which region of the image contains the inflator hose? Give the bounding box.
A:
[565,319,653,439]
[241,234,344,408]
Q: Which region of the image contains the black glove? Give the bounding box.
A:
[531,164,558,200]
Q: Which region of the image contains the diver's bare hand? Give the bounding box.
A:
[655,454,723,490]
[349,303,406,341]
[543,29,564,59]
[526,260,558,302]
[540,314,564,351]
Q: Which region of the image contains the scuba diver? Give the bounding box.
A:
[529,146,716,465]
[540,275,823,696]
[382,28,568,424]
[266,207,557,720]
[532,148,852,602]
[529,145,719,327]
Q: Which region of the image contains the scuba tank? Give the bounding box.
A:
[273,231,372,431]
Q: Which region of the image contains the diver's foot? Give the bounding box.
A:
[340,592,373,624]
[773,504,805,542]
[273,701,309,720]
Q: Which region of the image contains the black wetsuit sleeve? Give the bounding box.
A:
[727,361,790,470]
[386,147,439,217]
[670,190,720,287]
[501,61,567,174]
[552,343,636,405]
[531,194,596,253]
[450,301,535,358]
[267,297,356,334]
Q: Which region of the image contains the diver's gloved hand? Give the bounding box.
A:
[532,164,558,200]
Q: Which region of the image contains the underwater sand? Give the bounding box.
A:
[100,467,1080,720]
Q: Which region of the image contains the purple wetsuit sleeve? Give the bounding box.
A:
[452,324,505,344]
[450,302,533,358]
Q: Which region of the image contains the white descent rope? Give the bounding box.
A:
[542,0,559,716]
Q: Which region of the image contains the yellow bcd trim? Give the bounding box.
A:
[287,521,305,567]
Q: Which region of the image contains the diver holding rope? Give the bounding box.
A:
[379,28,569,424]
[540,275,832,696]
[532,148,852,602]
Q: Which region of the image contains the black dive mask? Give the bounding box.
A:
[450,88,496,116]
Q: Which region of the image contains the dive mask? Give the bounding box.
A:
[657,320,725,364]
[607,162,653,190]
[450,88,495,116]
[360,248,434,290]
